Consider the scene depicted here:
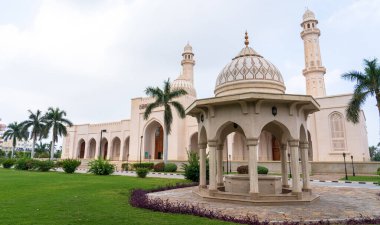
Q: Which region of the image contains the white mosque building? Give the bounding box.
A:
[62,9,370,165]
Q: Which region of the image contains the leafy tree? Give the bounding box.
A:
[43,107,73,160]
[342,58,380,124]
[143,79,187,164]
[2,122,28,158]
[20,110,47,158]
[370,143,380,161]
[34,141,50,158]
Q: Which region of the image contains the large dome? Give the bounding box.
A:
[214,33,286,97]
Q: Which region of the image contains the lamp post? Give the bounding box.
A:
[99,129,107,159]
[343,153,348,180]
[229,154,232,173]
[139,136,143,165]
[226,149,229,174]
[350,155,356,177]
[288,153,292,178]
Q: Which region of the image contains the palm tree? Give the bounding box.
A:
[143,79,187,164]
[2,122,28,158]
[43,107,73,160]
[342,58,380,123]
[20,110,46,158]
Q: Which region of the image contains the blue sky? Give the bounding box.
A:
[0,0,379,146]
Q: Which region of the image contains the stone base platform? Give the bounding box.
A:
[148,185,380,221]
[194,187,319,205]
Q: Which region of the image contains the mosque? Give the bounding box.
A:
[62,9,370,165]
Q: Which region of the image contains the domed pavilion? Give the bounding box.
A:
[186,32,320,203]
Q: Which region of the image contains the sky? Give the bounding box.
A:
[0,0,379,146]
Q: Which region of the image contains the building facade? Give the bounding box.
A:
[62,9,370,163]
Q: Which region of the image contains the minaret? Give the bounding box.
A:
[301,9,326,97]
[180,43,195,84]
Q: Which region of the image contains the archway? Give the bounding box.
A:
[88,139,96,159]
[144,121,164,160]
[189,132,199,155]
[123,137,130,161]
[231,132,247,161]
[101,138,108,160]
[78,139,85,159]
[259,121,291,161]
[111,137,121,160]
[307,131,313,161]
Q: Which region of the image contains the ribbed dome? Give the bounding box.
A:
[303,9,316,21]
[214,35,286,97]
[172,78,196,97]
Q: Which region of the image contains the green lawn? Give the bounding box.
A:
[0,169,233,225]
[339,175,380,182]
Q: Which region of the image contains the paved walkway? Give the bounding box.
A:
[148,185,380,222]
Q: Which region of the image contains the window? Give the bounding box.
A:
[307,24,310,29]
[329,112,346,151]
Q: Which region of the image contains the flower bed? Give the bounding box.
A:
[129,183,380,225]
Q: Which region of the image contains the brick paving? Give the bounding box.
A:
[148,185,380,222]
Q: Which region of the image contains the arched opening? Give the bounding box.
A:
[231,132,247,161]
[101,138,108,160]
[259,121,291,162]
[78,139,85,159]
[307,131,313,161]
[123,137,130,161]
[144,121,164,160]
[111,137,121,160]
[88,139,96,159]
[189,132,199,155]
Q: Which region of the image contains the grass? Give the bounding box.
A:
[339,175,380,182]
[0,169,233,225]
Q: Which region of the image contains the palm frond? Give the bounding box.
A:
[170,101,186,118]
[145,87,163,100]
[346,91,369,123]
[341,71,366,82]
[143,102,160,120]
[169,89,188,99]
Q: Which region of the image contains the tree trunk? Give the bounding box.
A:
[163,130,168,164]
[11,146,15,158]
[12,137,16,158]
[31,135,36,159]
[50,136,55,160]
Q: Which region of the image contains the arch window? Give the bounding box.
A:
[329,112,346,151]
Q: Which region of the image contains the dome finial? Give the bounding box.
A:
[244,31,249,47]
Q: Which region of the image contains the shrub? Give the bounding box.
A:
[132,162,154,170]
[136,168,149,178]
[377,167,380,176]
[237,165,248,174]
[153,162,165,172]
[164,163,177,172]
[258,166,269,174]
[237,165,269,174]
[36,160,55,172]
[61,159,81,174]
[2,159,16,168]
[182,151,209,182]
[121,163,130,171]
[14,158,38,170]
[88,159,115,175]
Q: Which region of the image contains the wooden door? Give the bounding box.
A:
[272,137,281,161]
[155,127,163,159]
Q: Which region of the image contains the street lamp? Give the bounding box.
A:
[228,154,232,173]
[288,153,292,178]
[350,155,356,177]
[99,129,107,159]
[343,153,348,180]
[139,136,143,165]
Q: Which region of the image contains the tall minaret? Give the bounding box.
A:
[301,9,326,97]
[180,43,195,84]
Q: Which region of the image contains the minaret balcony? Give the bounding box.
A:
[303,66,326,75]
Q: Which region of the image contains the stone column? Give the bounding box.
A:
[208,141,217,191]
[300,142,311,191]
[247,138,259,197]
[216,144,224,186]
[198,144,207,188]
[106,141,113,160]
[289,140,301,194]
[280,144,289,188]
[84,141,90,159]
[119,139,125,161]
[95,140,100,159]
